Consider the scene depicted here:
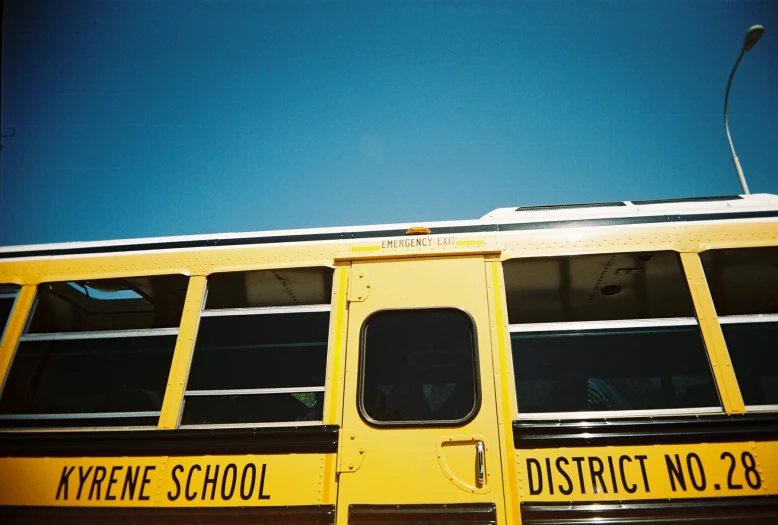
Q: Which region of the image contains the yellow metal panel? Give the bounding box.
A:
[323,266,348,426]
[0,453,335,507]
[158,276,206,430]
[0,285,35,387]
[498,220,778,260]
[336,257,506,524]
[515,441,777,501]
[680,252,745,414]
[487,262,520,525]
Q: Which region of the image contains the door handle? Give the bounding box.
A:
[476,441,485,487]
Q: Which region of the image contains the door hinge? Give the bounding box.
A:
[337,431,366,473]
[348,270,372,302]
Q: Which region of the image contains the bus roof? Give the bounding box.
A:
[2,193,777,259]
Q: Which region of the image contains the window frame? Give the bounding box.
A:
[0,285,21,349]
[718,313,778,413]
[0,287,183,430]
[357,307,482,429]
[178,283,332,430]
[699,246,778,413]
[503,251,725,421]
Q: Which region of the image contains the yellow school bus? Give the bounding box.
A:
[1,193,777,524]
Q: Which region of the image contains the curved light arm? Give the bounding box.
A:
[724,48,750,194]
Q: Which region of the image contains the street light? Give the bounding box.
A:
[724,25,765,195]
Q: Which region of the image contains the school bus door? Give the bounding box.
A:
[336,256,506,524]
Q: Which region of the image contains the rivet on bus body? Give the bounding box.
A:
[349,464,353,470]
[359,449,364,454]
[350,434,355,439]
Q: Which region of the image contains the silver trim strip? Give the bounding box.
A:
[20,328,179,341]
[0,426,158,433]
[201,305,331,317]
[0,411,160,420]
[719,314,778,325]
[0,293,19,300]
[509,317,698,333]
[181,420,323,430]
[185,386,325,397]
[194,342,326,351]
[515,407,724,420]
[746,404,778,412]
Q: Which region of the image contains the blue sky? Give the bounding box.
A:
[1,0,776,246]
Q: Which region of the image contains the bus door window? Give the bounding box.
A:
[359,308,479,426]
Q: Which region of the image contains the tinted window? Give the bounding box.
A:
[701,247,778,316]
[181,268,332,427]
[361,309,478,424]
[0,276,187,428]
[503,252,694,323]
[28,275,188,333]
[512,325,719,413]
[187,313,329,391]
[205,267,333,309]
[504,251,719,416]
[721,322,778,406]
[701,247,778,409]
[0,336,175,420]
[182,392,324,425]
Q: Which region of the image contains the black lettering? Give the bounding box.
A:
[56,466,75,500]
[168,465,184,501]
[742,451,762,489]
[76,466,93,500]
[240,463,256,501]
[186,465,201,501]
[544,458,554,495]
[122,467,140,500]
[139,466,155,501]
[203,465,219,500]
[635,455,650,492]
[88,466,107,500]
[556,457,573,495]
[527,458,543,495]
[105,466,121,501]
[588,457,608,494]
[258,464,271,500]
[665,454,687,491]
[721,451,742,489]
[687,453,706,491]
[221,464,237,500]
[572,457,586,494]
[619,455,637,493]
[607,456,619,494]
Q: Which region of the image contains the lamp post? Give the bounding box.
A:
[724,25,765,195]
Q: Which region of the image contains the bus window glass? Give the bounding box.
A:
[0,285,20,345]
[0,275,188,428]
[205,267,332,309]
[360,309,478,425]
[701,247,778,408]
[504,252,720,416]
[182,267,333,427]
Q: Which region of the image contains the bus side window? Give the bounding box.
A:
[503,252,721,416]
[0,285,20,347]
[701,247,778,409]
[180,267,333,427]
[0,275,188,428]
